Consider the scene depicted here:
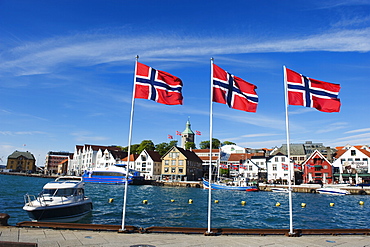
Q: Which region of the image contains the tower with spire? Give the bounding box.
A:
[181,118,195,149]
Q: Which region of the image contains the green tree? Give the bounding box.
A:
[155,140,178,156]
[122,144,140,154]
[137,140,155,154]
[222,141,236,146]
[199,138,221,149]
[185,142,196,150]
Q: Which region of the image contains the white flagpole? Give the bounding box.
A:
[120,55,139,231]
[206,58,215,235]
[283,65,294,235]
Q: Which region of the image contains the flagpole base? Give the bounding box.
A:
[204,231,216,236]
[285,231,300,237]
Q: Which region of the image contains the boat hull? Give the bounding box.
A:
[23,199,93,222]
[316,188,350,195]
[203,180,258,191]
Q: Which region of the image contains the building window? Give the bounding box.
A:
[351,150,356,156]
[179,160,184,166]
[164,167,169,173]
[165,160,169,166]
[171,160,176,166]
[179,168,183,173]
[249,165,253,171]
[272,164,277,171]
[275,157,278,162]
[171,168,176,173]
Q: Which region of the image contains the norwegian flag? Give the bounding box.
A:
[135,62,183,105]
[282,163,288,170]
[220,164,228,169]
[285,67,341,113]
[196,130,201,135]
[212,64,258,112]
[230,164,239,170]
[294,163,301,170]
[168,135,173,139]
[176,131,181,135]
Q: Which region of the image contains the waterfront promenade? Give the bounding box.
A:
[1,225,370,247]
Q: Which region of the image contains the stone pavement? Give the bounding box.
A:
[1,226,370,247]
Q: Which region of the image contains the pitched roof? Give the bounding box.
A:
[176,147,203,163]
[76,144,122,152]
[122,154,139,161]
[8,151,35,160]
[227,153,251,162]
[146,150,162,162]
[274,144,306,155]
[110,150,128,160]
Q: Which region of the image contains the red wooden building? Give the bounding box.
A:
[302,150,333,184]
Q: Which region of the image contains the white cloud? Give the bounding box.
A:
[1,27,370,77]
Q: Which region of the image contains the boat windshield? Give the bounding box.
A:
[41,188,77,197]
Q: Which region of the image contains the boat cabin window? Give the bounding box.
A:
[42,189,57,196]
[55,188,74,196]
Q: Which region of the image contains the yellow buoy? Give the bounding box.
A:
[301,203,306,208]
[359,201,364,205]
[188,199,193,204]
[330,203,335,207]
[142,200,148,204]
[275,202,281,207]
[170,199,175,202]
[214,200,219,203]
[241,201,246,205]
[108,198,114,203]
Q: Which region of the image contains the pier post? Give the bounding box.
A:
[0,213,10,226]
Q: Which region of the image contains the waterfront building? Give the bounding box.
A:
[121,154,139,169]
[181,119,195,149]
[192,149,219,179]
[332,145,370,184]
[271,141,335,164]
[241,155,268,182]
[134,150,162,180]
[57,158,69,175]
[161,146,203,181]
[44,151,73,175]
[302,150,333,184]
[266,153,295,184]
[68,144,126,176]
[6,150,36,173]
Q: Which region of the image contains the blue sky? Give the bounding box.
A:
[1,0,370,166]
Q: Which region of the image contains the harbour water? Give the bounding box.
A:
[1,174,369,229]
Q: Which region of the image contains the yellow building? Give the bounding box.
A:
[6,151,36,172]
[161,146,203,181]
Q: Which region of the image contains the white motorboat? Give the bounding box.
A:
[271,188,289,193]
[316,187,350,195]
[23,176,93,222]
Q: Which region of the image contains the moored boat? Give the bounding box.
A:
[202,179,258,191]
[82,164,145,184]
[316,187,350,195]
[23,176,93,222]
[271,188,289,193]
